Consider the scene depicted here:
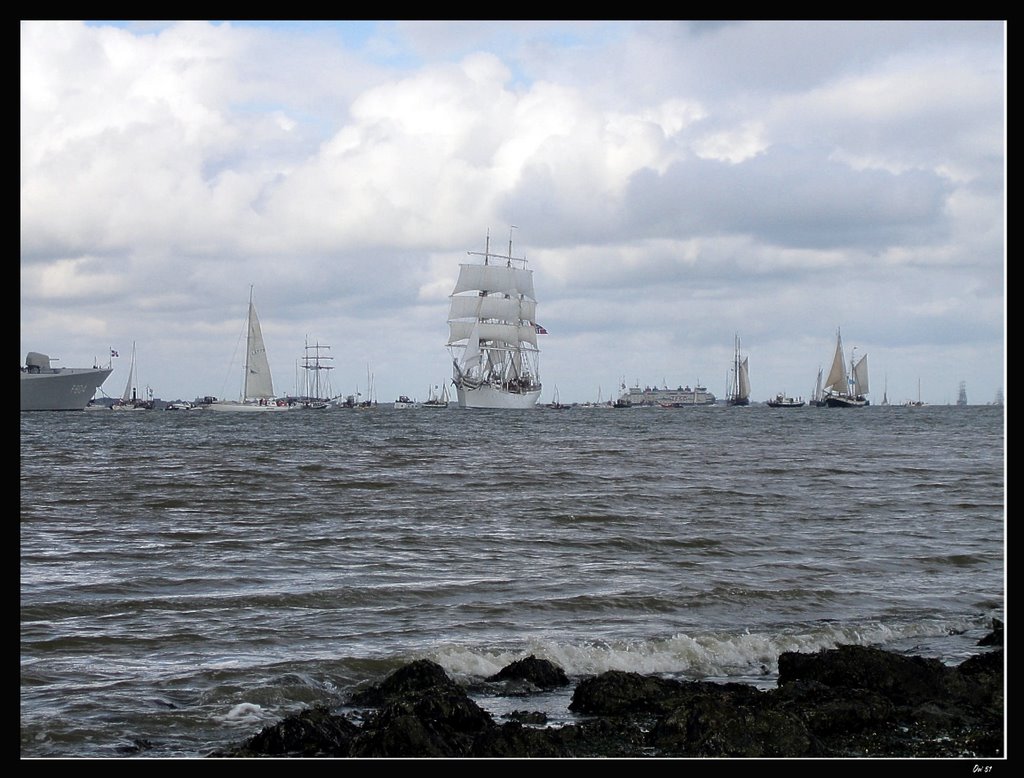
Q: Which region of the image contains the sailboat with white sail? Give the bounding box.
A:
[421,383,450,409]
[822,329,869,408]
[203,287,293,412]
[809,367,827,407]
[726,334,750,406]
[112,342,150,410]
[447,229,542,409]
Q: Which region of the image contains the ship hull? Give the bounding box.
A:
[824,395,869,408]
[21,367,113,411]
[201,400,294,412]
[455,383,541,409]
[623,386,716,407]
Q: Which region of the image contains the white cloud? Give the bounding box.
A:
[20,21,1005,405]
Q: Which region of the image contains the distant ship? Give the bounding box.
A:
[201,287,294,412]
[447,230,543,409]
[808,366,827,407]
[20,351,113,411]
[620,383,716,407]
[822,329,869,408]
[726,333,750,407]
[957,381,968,407]
[767,393,805,408]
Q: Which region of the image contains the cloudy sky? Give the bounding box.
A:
[21,20,1005,406]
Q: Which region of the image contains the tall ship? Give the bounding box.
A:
[620,383,716,407]
[822,328,869,408]
[297,338,334,409]
[20,351,113,411]
[447,230,542,409]
[726,334,750,406]
[957,381,968,407]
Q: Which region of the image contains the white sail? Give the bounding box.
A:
[447,294,537,324]
[824,331,847,394]
[245,299,275,400]
[460,322,482,371]
[448,321,538,348]
[738,357,750,400]
[121,341,136,403]
[452,263,535,300]
[852,354,869,396]
[727,334,750,405]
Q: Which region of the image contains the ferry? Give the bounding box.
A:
[620,383,716,407]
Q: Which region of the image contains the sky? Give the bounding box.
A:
[21,20,1005,406]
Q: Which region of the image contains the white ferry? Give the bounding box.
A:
[620,383,717,407]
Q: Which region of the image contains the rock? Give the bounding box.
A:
[350,686,493,757]
[349,658,460,707]
[777,644,952,706]
[486,654,569,689]
[214,645,1003,758]
[220,705,360,757]
[978,618,1003,646]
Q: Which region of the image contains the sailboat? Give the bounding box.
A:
[545,385,569,409]
[447,229,542,409]
[726,334,750,406]
[808,367,827,407]
[421,384,450,409]
[112,342,150,410]
[822,329,869,408]
[905,378,925,407]
[298,338,334,409]
[355,365,378,409]
[203,287,292,412]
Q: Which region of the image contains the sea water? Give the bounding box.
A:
[20,403,1005,758]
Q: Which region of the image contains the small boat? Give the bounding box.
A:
[350,365,379,409]
[21,351,113,411]
[165,401,195,411]
[613,382,633,408]
[726,333,751,406]
[808,367,827,407]
[421,384,450,409]
[394,395,420,409]
[544,386,570,409]
[822,329,869,408]
[111,342,152,410]
[447,229,543,409]
[579,386,613,409]
[202,287,294,412]
[905,378,926,407]
[767,393,805,408]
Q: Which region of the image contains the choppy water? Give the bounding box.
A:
[20,403,1005,758]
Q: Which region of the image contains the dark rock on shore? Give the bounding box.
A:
[486,654,569,689]
[214,623,1003,759]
